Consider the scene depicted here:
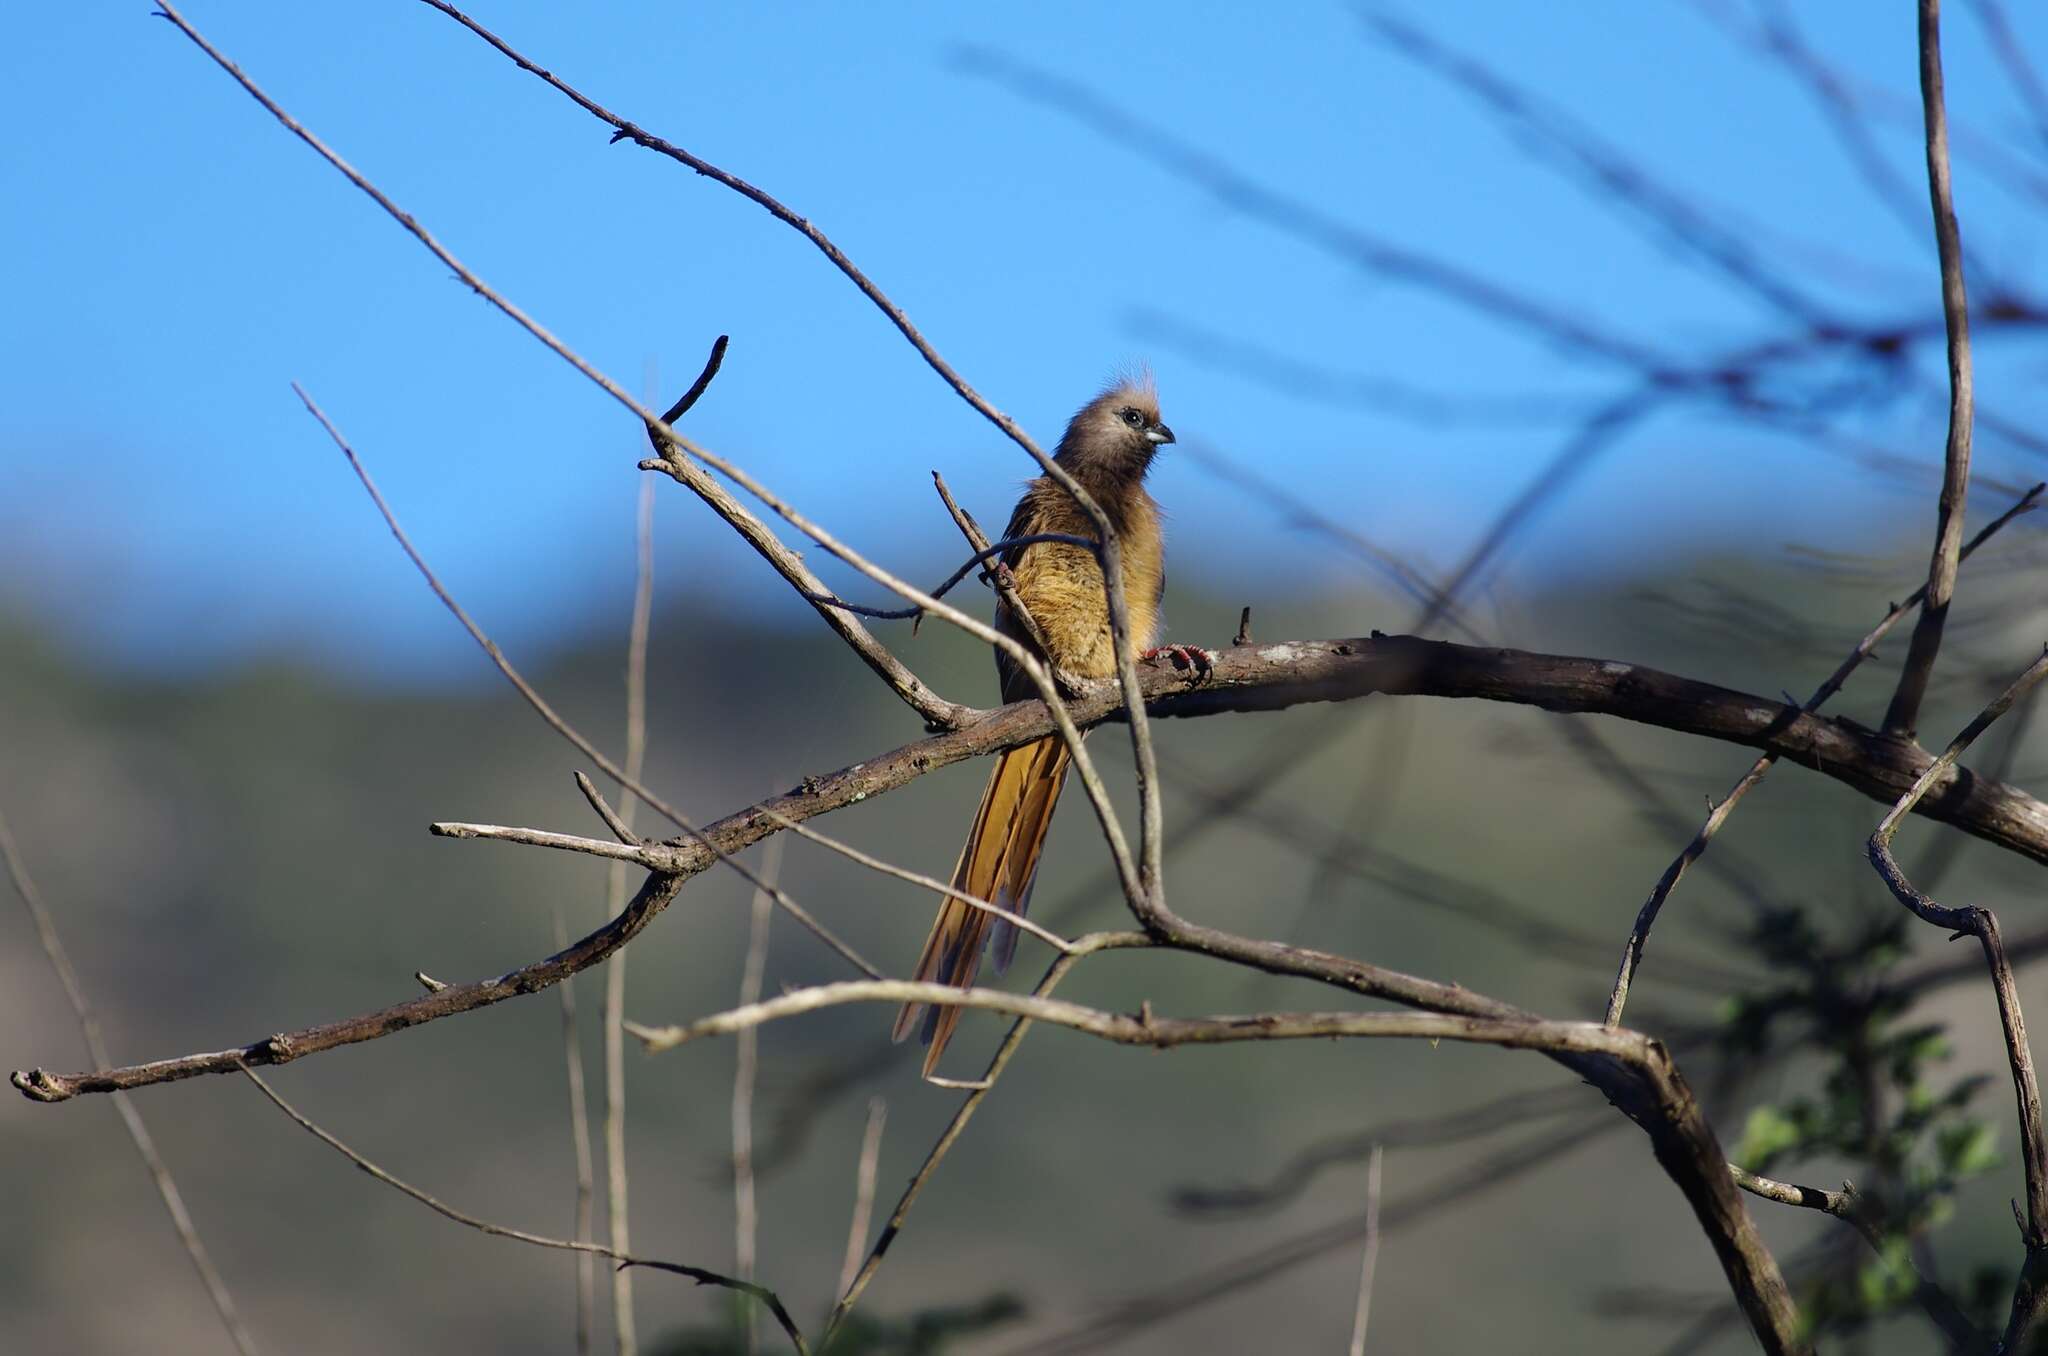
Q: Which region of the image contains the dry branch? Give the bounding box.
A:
[1605,481,2042,1025]
[1883,0,1978,738]
[22,630,2048,1104]
[416,0,1171,931]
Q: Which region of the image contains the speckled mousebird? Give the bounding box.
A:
[892,378,1208,1075]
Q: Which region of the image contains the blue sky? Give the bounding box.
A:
[5,2,2048,680]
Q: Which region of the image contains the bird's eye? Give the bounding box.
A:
[1120,408,1143,427]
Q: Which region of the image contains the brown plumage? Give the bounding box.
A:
[892,380,1175,1075]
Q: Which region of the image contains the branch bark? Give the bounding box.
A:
[23,630,2048,1106]
[1883,0,1977,738]
[1870,649,2048,1248]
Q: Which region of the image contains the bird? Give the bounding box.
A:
[892,378,1208,1076]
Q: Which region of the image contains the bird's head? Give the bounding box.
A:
[1055,378,1174,480]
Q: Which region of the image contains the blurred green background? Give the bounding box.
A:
[8,532,2048,1352]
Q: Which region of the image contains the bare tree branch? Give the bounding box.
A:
[1870,647,2048,1249]
[731,839,777,1356]
[294,384,876,978]
[1883,0,1979,738]
[626,981,1646,1055]
[415,0,1173,925]
[931,471,1051,653]
[1729,1168,1979,1349]
[551,907,597,1356]
[836,1097,887,1302]
[176,0,961,731]
[24,631,2048,1107]
[602,468,656,1356]
[1607,481,2043,1024]
[1346,1145,1384,1356]
[827,935,1147,1343]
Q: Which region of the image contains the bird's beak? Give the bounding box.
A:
[1147,423,1176,445]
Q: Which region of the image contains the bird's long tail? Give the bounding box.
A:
[891,734,1071,1076]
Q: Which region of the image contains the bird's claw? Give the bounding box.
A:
[1141,644,1216,683]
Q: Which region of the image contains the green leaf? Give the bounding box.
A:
[1735,1104,1805,1169]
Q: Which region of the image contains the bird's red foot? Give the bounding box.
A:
[1141,644,1216,682]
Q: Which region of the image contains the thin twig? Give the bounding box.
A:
[221,0,957,732]
[802,533,1097,621]
[235,1065,811,1354]
[1346,1145,1385,1356]
[603,469,656,1356]
[1605,481,2043,1025]
[1729,1167,1979,1349]
[576,771,638,846]
[199,0,1162,985]
[293,384,877,978]
[1868,646,2048,1252]
[933,472,1051,654]
[732,838,780,1356]
[628,983,1656,1059]
[431,822,878,977]
[553,910,597,1356]
[837,1097,888,1301]
[0,811,259,1356]
[826,934,1147,1342]
[1883,0,1977,738]
[1362,10,1829,323]
[757,805,1076,955]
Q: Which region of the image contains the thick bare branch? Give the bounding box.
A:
[24,631,2048,1105]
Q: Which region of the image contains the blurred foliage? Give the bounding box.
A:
[1723,906,2010,1342]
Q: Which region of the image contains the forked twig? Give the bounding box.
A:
[1868,646,2048,1249]
[1606,481,2043,1025]
[294,383,878,979]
